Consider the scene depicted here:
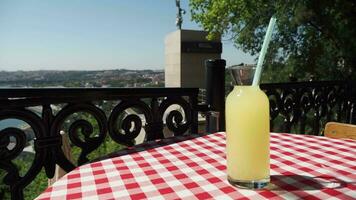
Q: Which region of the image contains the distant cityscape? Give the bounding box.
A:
[0,69,165,88]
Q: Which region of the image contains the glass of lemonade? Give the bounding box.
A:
[225,65,270,189]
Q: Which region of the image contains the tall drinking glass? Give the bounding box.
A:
[226,65,270,189]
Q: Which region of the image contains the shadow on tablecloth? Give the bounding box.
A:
[267,175,349,191]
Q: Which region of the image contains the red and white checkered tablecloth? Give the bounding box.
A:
[36,133,356,200]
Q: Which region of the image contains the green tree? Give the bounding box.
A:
[190,0,356,82]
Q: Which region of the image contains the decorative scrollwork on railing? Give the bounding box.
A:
[159,97,192,136]
[0,109,46,200]
[51,103,107,165]
[108,99,152,146]
[299,89,313,114]
[298,88,313,133]
[261,81,353,135]
[281,89,298,132]
[0,128,26,200]
[325,87,339,121]
[265,90,280,128]
[0,128,26,161]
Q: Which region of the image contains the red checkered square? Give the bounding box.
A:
[158,187,174,195]
[66,192,82,199]
[130,192,147,199]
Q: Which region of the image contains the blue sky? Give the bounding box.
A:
[0,0,255,71]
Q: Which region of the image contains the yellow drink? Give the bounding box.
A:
[226,85,270,188]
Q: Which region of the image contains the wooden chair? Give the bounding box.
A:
[324,122,356,140]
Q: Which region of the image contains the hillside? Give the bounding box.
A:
[0,69,164,88]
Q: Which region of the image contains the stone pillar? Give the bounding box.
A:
[165,30,222,88]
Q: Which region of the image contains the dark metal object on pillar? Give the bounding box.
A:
[205,59,226,131]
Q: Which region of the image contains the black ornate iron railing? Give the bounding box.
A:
[0,88,198,200]
[260,81,355,134]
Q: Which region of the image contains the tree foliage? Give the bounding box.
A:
[190,0,356,82]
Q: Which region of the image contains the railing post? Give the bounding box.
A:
[48,131,73,186]
[205,59,226,131]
